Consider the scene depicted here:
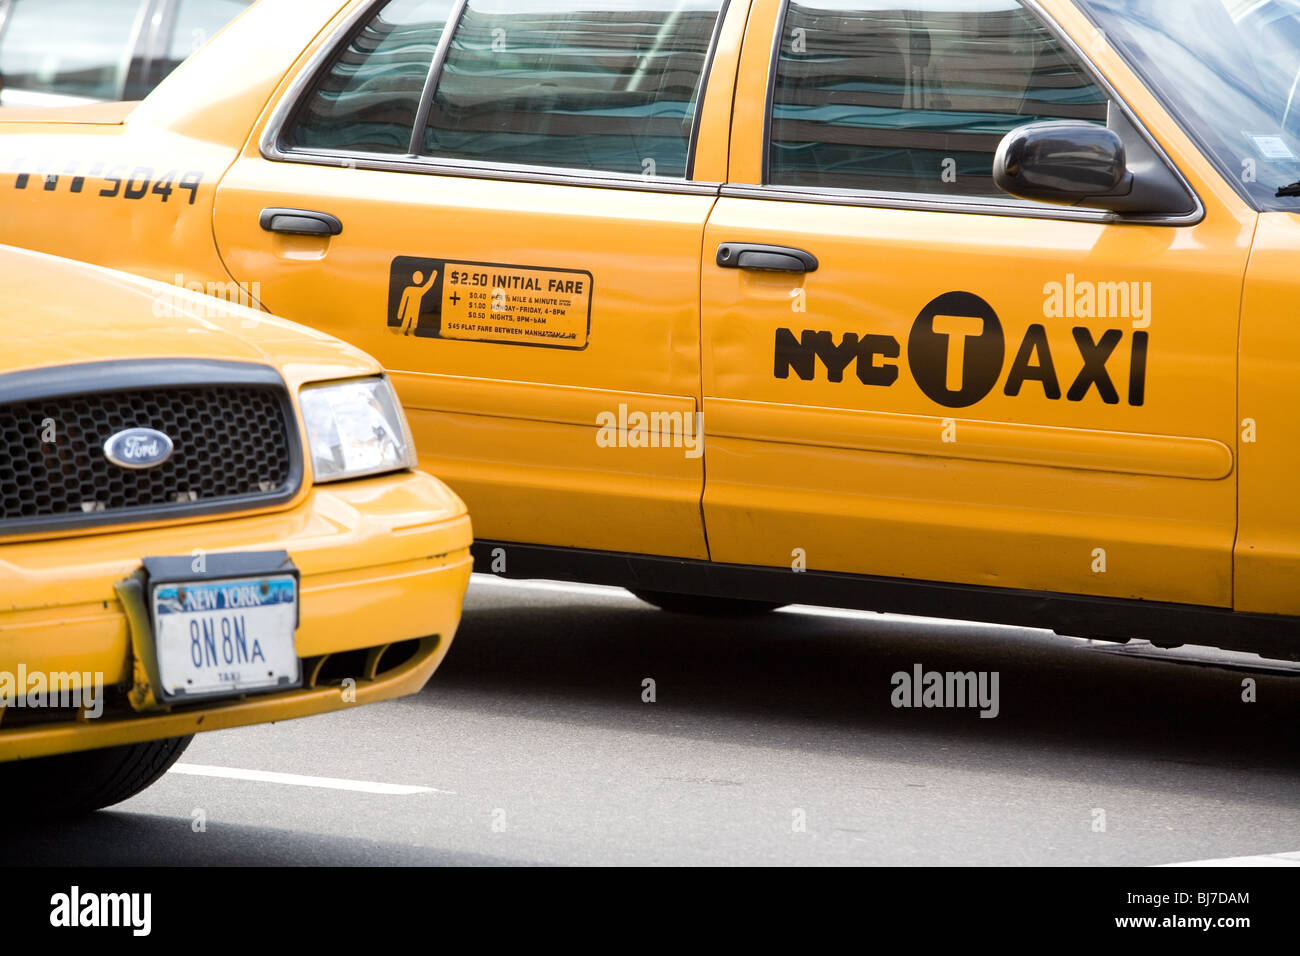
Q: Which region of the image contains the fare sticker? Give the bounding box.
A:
[388,257,593,349]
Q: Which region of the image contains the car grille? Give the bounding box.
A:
[0,369,301,534]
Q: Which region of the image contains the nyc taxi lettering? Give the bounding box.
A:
[775,290,1149,408]
[8,158,203,204]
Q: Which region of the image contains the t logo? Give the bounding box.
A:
[932,314,985,391]
[907,291,1006,408]
[387,256,444,337]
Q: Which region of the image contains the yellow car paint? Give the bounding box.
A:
[0,243,472,761]
[0,0,1297,645]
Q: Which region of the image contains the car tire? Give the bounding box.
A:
[0,735,193,818]
[629,588,785,616]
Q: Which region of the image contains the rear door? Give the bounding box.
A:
[214,0,747,558]
[699,0,1251,607]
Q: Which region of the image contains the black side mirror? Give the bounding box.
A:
[994,119,1195,216]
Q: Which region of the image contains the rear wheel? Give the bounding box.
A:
[0,735,193,818]
[629,588,784,616]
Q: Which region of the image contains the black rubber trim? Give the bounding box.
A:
[470,541,1300,660]
[0,358,286,403]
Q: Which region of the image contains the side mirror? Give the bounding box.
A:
[993,119,1194,216]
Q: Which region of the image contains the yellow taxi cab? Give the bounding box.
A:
[0,0,1296,660]
[0,243,472,815]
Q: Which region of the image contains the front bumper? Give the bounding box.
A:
[0,470,472,760]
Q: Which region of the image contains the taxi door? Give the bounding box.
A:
[699,0,1251,607]
[212,0,748,558]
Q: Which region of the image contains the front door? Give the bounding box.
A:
[699,0,1250,607]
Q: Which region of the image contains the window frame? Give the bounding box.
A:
[261,0,733,194]
[124,0,172,101]
[744,0,1204,226]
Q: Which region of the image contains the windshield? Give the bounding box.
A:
[1077,0,1300,211]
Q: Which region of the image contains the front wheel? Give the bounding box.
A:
[629,588,785,616]
[0,735,193,818]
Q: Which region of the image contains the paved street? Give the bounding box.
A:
[6,575,1299,866]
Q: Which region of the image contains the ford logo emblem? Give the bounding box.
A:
[103,427,175,470]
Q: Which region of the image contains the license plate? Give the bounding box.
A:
[150,573,301,701]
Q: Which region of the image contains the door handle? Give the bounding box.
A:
[259,207,343,237]
[716,242,818,273]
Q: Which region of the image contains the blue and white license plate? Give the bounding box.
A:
[151,574,301,700]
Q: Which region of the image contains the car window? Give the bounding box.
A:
[120,0,250,101]
[1078,0,1300,213]
[767,0,1109,197]
[419,0,727,178]
[0,0,145,103]
[163,0,250,71]
[283,0,458,155]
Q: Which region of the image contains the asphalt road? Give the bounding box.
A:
[5,575,1299,866]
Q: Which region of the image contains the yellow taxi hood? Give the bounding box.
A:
[0,245,380,390]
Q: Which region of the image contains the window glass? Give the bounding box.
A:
[121,0,249,101]
[1078,0,1300,212]
[768,0,1109,196]
[421,0,726,177]
[284,0,457,155]
[165,0,250,66]
[0,0,144,101]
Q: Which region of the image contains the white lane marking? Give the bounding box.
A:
[1160,851,1300,867]
[168,763,452,795]
[776,604,1045,631]
[470,573,1047,632]
[470,574,627,599]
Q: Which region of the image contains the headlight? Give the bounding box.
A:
[299,376,416,483]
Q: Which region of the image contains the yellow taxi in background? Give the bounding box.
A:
[0,243,472,816]
[0,0,1297,660]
